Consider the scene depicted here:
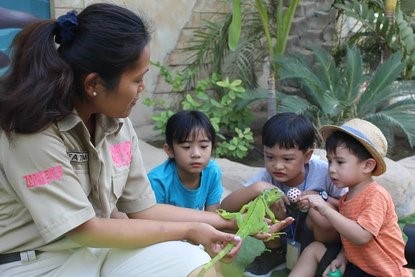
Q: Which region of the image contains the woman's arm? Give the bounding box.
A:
[66,216,230,249]
[67,204,294,257]
[128,204,235,230]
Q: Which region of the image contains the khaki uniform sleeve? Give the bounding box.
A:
[115,120,156,214]
[0,128,95,243]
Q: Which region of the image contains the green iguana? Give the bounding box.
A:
[197,188,284,276]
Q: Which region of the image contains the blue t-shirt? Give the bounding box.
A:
[148,159,223,210]
[244,157,347,198]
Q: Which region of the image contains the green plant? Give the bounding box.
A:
[183,0,300,118]
[144,63,255,160]
[184,2,264,89]
[334,0,415,78]
[226,0,300,117]
[275,46,415,149]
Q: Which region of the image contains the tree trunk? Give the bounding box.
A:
[267,66,277,119]
[385,0,398,21]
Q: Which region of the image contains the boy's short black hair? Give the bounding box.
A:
[325,131,372,161]
[262,112,315,151]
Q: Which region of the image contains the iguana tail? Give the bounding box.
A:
[197,242,235,277]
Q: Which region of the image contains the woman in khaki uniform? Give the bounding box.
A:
[0,3,292,276]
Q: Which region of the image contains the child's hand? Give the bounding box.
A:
[322,250,347,277]
[300,194,330,216]
[270,198,287,220]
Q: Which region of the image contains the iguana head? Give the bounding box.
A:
[262,188,283,204]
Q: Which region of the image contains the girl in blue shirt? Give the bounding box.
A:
[148,110,223,211]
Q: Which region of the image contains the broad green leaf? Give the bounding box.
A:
[228,0,242,51]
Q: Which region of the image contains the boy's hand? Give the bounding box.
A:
[300,194,331,216]
[270,198,287,220]
[322,249,347,277]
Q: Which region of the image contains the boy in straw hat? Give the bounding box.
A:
[289,118,412,277]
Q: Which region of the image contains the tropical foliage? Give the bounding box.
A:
[226,0,300,117]
[274,46,415,149]
[334,0,415,79]
[144,63,255,160]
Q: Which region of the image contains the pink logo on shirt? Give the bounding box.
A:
[110,141,132,167]
[23,165,64,188]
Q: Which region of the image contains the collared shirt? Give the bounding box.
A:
[0,111,156,253]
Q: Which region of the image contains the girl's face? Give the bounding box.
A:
[326,145,370,189]
[165,128,213,176]
[94,45,150,118]
[263,145,312,187]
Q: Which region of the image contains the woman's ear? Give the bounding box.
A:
[83,73,101,98]
[363,158,377,174]
[163,143,174,158]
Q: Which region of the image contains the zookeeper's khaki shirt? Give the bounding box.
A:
[0,111,156,253]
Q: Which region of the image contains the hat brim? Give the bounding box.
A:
[320,125,386,176]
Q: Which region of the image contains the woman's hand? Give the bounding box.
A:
[253,217,294,241]
[190,222,242,262]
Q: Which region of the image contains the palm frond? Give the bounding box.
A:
[311,47,342,98]
[400,0,415,15]
[371,110,415,148]
[344,46,364,102]
[276,55,327,99]
[279,94,315,114]
[357,51,404,113]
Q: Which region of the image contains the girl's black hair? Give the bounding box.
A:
[325,131,372,161]
[165,110,216,148]
[0,3,151,135]
[262,112,315,151]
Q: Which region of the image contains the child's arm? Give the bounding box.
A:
[220,181,275,212]
[301,194,373,245]
[205,203,220,212]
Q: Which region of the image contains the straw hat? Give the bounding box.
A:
[320,118,387,176]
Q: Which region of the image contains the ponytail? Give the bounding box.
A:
[0,3,151,135]
[0,20,74,135]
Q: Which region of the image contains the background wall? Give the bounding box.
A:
[1,0,336,140]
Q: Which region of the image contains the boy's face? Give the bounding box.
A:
[326,145,373,188]
[263,145,312,187]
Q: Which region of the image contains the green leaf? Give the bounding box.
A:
[228,0,242,51]
[358,52,404,113]
[344,46,363,101]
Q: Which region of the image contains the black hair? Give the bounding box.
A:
[165,110,216,148]
[325,131,372,161]
[0,3,151,135]
[262,112,315,151]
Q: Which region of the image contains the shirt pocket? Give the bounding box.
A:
[111,170,128,204]
[74,169,92,196]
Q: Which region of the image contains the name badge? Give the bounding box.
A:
[286,239,301,270]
